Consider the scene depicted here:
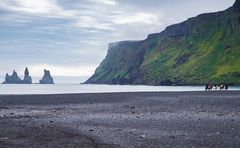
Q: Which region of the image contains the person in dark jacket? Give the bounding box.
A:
[205,84,209,91]
[225,84,229,90]
[220,84,224,91]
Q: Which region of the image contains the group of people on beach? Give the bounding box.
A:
[205,83,228,91]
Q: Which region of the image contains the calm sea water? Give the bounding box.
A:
[0,76,239,94]
[0,84,239,95]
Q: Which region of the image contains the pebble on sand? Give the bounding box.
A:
[170,136,176,139]
[0,137,9,140]
[89,129,94,132]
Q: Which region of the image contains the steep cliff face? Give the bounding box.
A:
[86,1,240,85]
[86,41,146,84]
[233,0,240,12]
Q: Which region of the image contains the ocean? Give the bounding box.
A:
[0,75,239,94]
[0,84,239,95]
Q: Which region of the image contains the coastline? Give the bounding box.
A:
[0,84,239,95]
[0,91,240,147]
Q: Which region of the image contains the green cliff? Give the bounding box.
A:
[86,0,240,85]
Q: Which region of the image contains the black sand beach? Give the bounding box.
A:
[0,91,240,148]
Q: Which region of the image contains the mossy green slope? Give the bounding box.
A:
[86,1,240,85]
[86,41,145,84]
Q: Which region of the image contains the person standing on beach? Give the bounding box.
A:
[209,83,213,91]
[225,84,229,90]
[205,84,209,91]
[220,84,224,91]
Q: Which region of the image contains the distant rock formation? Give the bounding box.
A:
[39,69,54,84]
[3,68,32,84]
[23,68,32,84]
[4,70,22,84]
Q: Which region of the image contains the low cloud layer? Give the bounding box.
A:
[0,0,235,77]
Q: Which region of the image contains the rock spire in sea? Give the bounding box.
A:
[3,68,32,84]
[39,69,54,84]
[23,68,32,84]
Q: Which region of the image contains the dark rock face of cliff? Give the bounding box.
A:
[86,41,146,84]
[39,69,54,84]
[3,68,32,84]
[86,0,240,86]
[233,0,240,12]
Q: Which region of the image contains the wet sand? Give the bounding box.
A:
[0,91,240,148]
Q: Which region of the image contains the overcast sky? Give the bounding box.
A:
[0,0,235,77]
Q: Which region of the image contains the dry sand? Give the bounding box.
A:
[0,91,240,148]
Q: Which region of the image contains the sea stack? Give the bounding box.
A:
[23,68,32,84]
[39,69,54,84]
[3,70,22,84]
[3,68,33,84]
